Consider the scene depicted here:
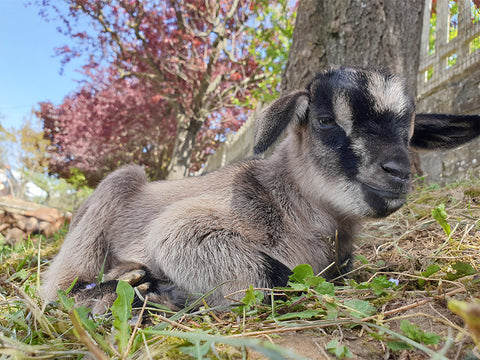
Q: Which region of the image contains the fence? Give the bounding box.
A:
[418,0,480,98]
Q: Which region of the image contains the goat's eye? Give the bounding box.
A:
[317,116,337,129]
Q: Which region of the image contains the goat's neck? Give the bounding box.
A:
[258,147,359,274]
[281,135,364,218]
[261,144,360,237]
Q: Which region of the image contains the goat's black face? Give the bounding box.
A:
[255,67,480,219]
[304,68,415,218]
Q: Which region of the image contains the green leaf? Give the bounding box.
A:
[370,275,396,296]
[75,306,98,332]
[243,285,264,304]
[324,301,339,319]
[314,281,335,296]
[57,289,76,312]
[326,339,353,358]
[419,264,441,286]
[400,320,440,345]
[387,340,413,351]
[111,280,134,355]
[234,285,264,314]
[343,299,376,319]
[432,204,451,236]
[179,340,213,358]
[304,275,323,287]
[143,329,310,360]
[287,282,309,291]
[241,285,257,306]
[70,307,114,356]
[422,264,441,278]
[275,309,323,321]
[446,261,476,281]
[289,264,313,284]
[355,254,369,264]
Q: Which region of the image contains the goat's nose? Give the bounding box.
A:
[381,160,411,180]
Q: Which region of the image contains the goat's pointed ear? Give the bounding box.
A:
[410,113,480,150]
[253,90,309,154]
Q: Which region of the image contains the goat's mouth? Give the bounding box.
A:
[359,182,409,200]
[359,181,410,217]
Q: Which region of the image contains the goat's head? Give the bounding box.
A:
[254,67,480,218]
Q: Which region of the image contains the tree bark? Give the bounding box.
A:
[282,0,425,173]
[167,115,203,180]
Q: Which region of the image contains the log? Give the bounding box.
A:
[5,227,25,246]
[14,214,28,231]
[0,223,9,233]
[25,217,40,234]
[24,208,63,223]
[0,197,67,243]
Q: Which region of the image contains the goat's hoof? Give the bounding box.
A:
[135,282,151,293]
[118,269,146,285]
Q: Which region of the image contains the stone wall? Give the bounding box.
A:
[416,63,480,184]
[414,0,480,183]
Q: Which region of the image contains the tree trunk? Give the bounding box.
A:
[282,0,425,173]
[167,114,203,180]
[282,0,425,96]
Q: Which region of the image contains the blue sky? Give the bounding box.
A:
[0,0,83,130]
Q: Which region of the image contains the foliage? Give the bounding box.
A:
[111,281,135,356]
[35,0,296,184]
[448,0,458,43]
[326,340,353,359]
[398,319,441,347]
[0,117,92,209]
[244,0,296,106]
[22,169,93,211]
[38,76,176,186]
[448,299,480,346]
[428,0,480,72]
[16,118,50,174]
[428,1,437,55]
[471,35,480,53]
[0,117,16,168]
[432,203,451,236]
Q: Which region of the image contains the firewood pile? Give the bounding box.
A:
[0,198,69,246]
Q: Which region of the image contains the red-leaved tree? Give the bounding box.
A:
[39,69,176,185]
[35,0,293,183]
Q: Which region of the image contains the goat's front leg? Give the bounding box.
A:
[144,203,292,307]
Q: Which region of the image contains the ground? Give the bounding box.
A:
[0,177,479,359]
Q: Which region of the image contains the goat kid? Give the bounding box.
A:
[42,67,480,312]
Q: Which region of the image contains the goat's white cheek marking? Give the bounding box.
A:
[333,92,353,135]
[350,137,380,185]
[368,74,408,116]
[350,137,368,163]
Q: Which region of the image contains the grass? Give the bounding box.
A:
[1,177,480,359]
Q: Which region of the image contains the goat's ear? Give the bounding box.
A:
[253,90,309,154]
[410,113,480,150]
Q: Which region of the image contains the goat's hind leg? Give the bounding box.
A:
[41,165,149,302]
